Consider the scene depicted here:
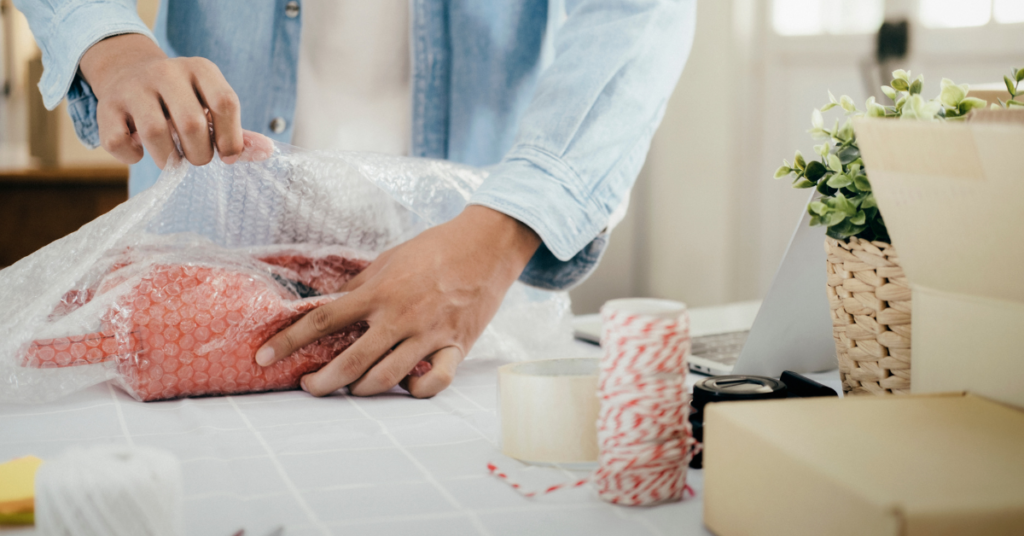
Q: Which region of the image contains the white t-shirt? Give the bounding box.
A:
[291,0,411,155]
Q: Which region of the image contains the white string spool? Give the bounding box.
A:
[594,298,698,506]
[34,445,184,536]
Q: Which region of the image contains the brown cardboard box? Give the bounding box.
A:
[703,393,1024,536]
[853,117,1024,409]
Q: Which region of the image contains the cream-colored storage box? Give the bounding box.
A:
[703,393,1024,536]
[854,116,1024,408]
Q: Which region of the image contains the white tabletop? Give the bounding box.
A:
[0,303,841,536]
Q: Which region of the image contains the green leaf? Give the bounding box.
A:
[827,153,842,172]
[840,95,857,112]
[812,108,824,129]
[834,193,857,215]
[1009,100,1024,108]
[828,220,867,240]
[1016,68,1024,83]
[903,94,942,121]
[774,166,791,179]
[808,201,827,215]
[804,160,827,181]
[810,215,822,226]
[827,173,853,188]
[895,95,907,112]
[837,145,860,165]
[794,151,806,170]
[826,211,847,226]
[853,174,871,192]
[909,78,923,95]
[838,118,855,141]
[891,78,910,92]
[940,82,966,107]
[850,210,867,226]
[1006,75,1017,97]
[816,178,834,195]
[808,128,829,140]
[861,193,877,209]
[959,97,987,115]
[820,102,838,112]
[892,69,909,82]
[793,178,815,189]
[881,86,897,101]
[815,143,830,158]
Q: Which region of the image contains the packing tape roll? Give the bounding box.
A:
[498,357,600,464]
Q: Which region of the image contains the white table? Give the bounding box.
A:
[0,303,841,536]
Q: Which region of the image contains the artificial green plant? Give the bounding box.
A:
[773,67,1024,243]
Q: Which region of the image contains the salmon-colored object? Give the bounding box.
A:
[19,247,426,401]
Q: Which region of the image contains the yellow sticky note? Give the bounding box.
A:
[0,455,43,525]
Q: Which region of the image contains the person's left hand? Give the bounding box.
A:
[254,205,541,398]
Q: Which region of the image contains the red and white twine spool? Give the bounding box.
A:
[593,298,698,505]
[488,298,699,505]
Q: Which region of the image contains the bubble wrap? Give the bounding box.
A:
[0,143,574,403]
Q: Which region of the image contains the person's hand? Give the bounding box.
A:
[254,206,541,398]
[80,34,244,169]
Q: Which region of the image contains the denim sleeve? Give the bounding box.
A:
[469,0,696,289]
[13,0,156,147]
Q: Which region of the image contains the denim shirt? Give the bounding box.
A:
[16,0,695,290]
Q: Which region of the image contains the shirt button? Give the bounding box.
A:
[269,117,287,134]
[285,1,300,18]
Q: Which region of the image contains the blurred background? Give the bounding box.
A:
[1,0,1022,311]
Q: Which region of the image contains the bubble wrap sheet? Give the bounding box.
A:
[0,143,574,403]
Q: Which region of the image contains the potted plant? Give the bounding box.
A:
[771,69,1020,395]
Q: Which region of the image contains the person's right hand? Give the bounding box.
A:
[80,34,244,169]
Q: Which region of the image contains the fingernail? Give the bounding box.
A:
[222,154,239,165]
[255,347,275,366]
[410,360,432,377]
[299,376,310,393]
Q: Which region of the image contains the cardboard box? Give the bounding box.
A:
[967,82,1014,106]
[854,116,1024,409]
[703,393,1024,536]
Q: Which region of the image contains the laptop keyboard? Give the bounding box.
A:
[690,331,750,366]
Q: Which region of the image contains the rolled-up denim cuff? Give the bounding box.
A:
[469,145,609,262]
[517,232,608,291]
[66,74,100,148]
[36,0,154,111]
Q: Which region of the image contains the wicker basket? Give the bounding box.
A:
[824,237,911,395]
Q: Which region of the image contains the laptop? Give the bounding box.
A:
[573,192,837,377]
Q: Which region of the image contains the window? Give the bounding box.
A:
[772,0,884,35]
[920,0,1024,27]
[995,0,1024,23]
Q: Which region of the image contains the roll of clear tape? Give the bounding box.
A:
[498,358,601,464]
[34,445,183,536]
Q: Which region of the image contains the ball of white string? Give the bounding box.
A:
[34,445,183,536]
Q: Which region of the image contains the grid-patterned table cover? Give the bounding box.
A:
[0,341,725,536]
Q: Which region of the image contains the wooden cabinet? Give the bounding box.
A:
[0,166,128,267]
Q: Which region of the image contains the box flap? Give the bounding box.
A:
[968,109,1024,125]
[704,394,1024,536]
[853,118,1024,304]
[967,83,1014,106]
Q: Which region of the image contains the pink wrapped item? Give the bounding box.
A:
[19,246,379,401]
